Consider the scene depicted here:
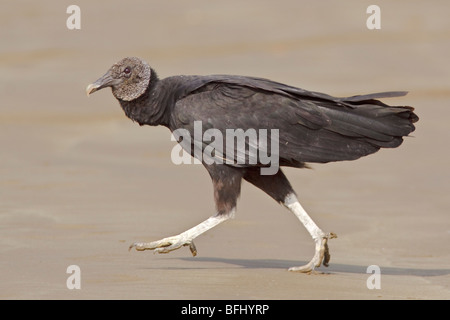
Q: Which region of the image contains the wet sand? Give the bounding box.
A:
[0,1,449,299]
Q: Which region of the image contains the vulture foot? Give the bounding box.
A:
[129,236,198,256]
[289,232,337,273]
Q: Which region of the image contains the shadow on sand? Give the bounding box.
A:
[175,257,449,277]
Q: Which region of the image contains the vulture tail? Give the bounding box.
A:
[308,94,418,163]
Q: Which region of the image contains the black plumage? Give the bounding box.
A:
[87,57,418,272]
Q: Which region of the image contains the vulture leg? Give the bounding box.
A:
[244,169,336,273]
[284,194,337,272]
[129,164,242,256]
[129,213,232,256]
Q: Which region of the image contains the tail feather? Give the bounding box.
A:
[319,95,418,150]
[340,91,409,103]
[288,95,419,164]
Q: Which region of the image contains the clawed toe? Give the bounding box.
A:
[128,236,197,256]
[322,232,337,267]
[129,229,335,272]
[289,232,337,273]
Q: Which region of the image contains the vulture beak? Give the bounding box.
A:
[86,71,117,96]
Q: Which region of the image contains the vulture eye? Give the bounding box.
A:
[123,67,131,75]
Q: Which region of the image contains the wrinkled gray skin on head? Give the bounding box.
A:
[87,57,151,101]
[111,57,151,101]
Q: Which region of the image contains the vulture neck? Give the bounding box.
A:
[118,70,171,127]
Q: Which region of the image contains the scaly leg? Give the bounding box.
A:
[284,193,337,272]
[129,211,233,256]
[130,164,243,257]
[244,169,336,273]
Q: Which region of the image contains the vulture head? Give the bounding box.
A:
[86,57,151,101]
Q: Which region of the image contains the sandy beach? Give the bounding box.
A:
[0,1,449,299]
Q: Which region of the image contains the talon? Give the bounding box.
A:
[128,235,196,255]
[129,242,146,251]
[322,232,336,267]
[289,261,315,273]
[327,232,337,240]
[188,241,197,256]
[289,231,337,273]
[323,241,331,267]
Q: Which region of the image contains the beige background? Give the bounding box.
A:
[0,0,449,299]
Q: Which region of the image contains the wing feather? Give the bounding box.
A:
[169,76,417,167]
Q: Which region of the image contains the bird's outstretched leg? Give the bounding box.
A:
[129,212,233,256]
[284,193,337,273]
[130,163,243,257]
[244,168,336,273]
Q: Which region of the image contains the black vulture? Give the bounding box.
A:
[86,57,418,272]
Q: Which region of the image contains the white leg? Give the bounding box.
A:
[129,210,234,256]
[284,193,336,272]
